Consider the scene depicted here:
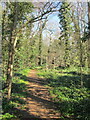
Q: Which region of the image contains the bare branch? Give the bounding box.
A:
[16,3,60,35]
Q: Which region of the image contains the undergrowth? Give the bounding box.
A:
[37,67,90,120]
[2,68,30,120]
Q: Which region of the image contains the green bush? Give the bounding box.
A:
[1,113,16,120]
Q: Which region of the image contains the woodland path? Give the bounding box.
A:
[14,69,61,120]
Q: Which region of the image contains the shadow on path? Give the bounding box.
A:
[10,70,61,120]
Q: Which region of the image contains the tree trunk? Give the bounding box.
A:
[45,56,48,70]
[6,39,14,100]
[71,6,83,86]
[38,28,42,66]
[64,36,70,68]
[2,10,7,78]
[6,2,18,100]
[38,19,47,66]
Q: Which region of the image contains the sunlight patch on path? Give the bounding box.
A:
[23,69,61,119]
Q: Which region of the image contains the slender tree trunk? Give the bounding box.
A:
[2,10,6,78]
[38,19,47,66]
[79,41,83,86]
[64,36,70,68]
[6,37,14,100]
[6,35,18,100]
[38,27,42,66]
[46,56,48,70]
[71,7,83,86]
[6,2,18,100]
[53,57,55,69]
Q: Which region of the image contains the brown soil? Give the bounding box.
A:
[12,70,61,120]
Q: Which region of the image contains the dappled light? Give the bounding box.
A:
[2,1,90,120]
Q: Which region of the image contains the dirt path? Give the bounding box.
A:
[14,70,61,120]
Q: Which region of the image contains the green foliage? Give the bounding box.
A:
[81,31,89,42]
[8,2,34,22]
[37,67,90,119]
[2,2,89,119]
[58,2,73,67]
[2,68,30,120]
[2,2,34,79]
[1,113,16,120]
[59,2,72,35]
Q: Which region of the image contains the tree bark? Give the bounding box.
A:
[38,24,42,66]
[6,2,18,100]
[6,36,14,100]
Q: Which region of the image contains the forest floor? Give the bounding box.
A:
[11,69,61,120]
[3,68,90,120]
